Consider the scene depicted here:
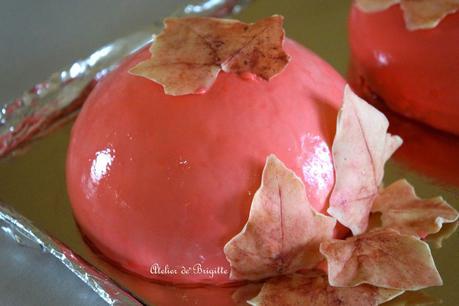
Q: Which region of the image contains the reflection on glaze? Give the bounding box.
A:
[178,158,189,166]
[374,50,390,67]
[90,147,114,183]
[298,134,334,204]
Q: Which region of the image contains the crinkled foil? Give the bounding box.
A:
[0,203,142,306]
[0,0,249,158]
[0,0,249,304]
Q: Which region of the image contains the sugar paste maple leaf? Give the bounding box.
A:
[320,229,443,291]
[224,155,336,281]
[129,16,290,95]
[248,271,402,306]
[355,0,459,30]
[327,85,402,235]
[372,179,459,238]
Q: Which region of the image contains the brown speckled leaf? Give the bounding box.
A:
[224,155,336,281]
[320,229,443,291]
[248,271,402,306]
[372,179,459,238]
[355,0,459,30]
[129,16,290,96]
[327,86,402,235]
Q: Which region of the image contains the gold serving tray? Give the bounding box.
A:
[1,0,457,305]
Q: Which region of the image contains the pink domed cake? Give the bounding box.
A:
[66,17,345,284]
[348,1,459,135]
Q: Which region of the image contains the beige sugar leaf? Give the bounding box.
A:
[327,85,402,235]
[129,16,290,95]
[224,155,336,281]
[320,229,442,291]
[248,271,403,306]
[372,179,459,238]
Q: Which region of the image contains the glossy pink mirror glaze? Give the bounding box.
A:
[348,4,459,135]
[66,39,345,284]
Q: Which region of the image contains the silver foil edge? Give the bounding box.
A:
[0,203,143,306]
